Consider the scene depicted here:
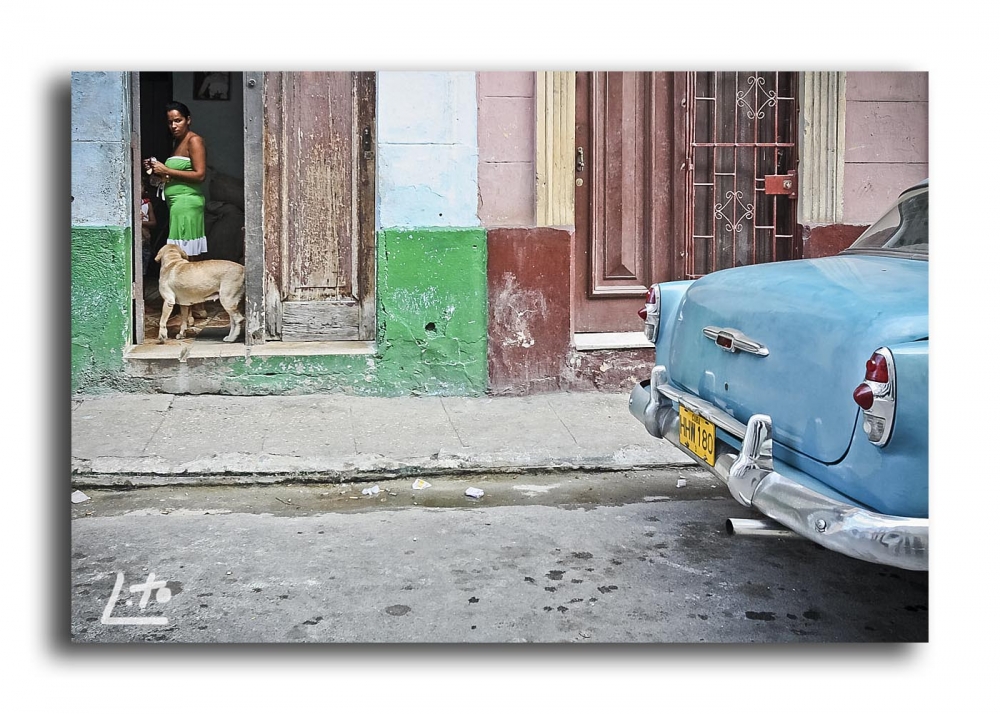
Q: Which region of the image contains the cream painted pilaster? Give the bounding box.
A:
[799,72,846,225]
[535,71,575,227]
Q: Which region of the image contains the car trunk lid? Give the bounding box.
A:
[666,255,928,463]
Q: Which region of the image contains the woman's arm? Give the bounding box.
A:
[150,135,207,183]
[186,135,207,182]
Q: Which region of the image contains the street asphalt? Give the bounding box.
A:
[71,390,695,487]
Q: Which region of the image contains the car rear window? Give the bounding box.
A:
[844,186,928,258]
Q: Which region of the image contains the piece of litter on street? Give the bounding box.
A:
[362,485,381,496]
[71,490,90,504]
[676,478,687,488]
[465,487,485,499]
[412,478,432,490]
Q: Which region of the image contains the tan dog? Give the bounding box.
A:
[154,244,245,344]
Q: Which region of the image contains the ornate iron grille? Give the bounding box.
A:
[684,72,799,278]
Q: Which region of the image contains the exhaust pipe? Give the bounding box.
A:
[726,517,803,539]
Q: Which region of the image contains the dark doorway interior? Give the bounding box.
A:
[138,71,246,343]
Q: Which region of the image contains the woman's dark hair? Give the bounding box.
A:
[165,101,191,118]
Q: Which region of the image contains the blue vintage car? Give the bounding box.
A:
[629,181,928,571]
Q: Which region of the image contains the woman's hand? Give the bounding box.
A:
[150,160,168,177]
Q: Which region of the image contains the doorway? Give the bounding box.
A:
[134,71,247,344]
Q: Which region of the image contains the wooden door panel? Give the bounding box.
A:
[280,302,360,341]
[263,71,375,341]
[589,72,647,295]
[284,72,354,300]
[574,72,679,334]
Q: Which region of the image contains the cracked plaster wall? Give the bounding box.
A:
[376,228,487,395]
[71,72,133,392]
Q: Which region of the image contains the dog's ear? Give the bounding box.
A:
[155,245,167,263]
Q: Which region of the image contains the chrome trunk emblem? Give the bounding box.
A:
[703,326,769,357]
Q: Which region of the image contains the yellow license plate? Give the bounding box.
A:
[679,405,716,467]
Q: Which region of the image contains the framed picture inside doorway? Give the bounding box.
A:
[194,72,230,100]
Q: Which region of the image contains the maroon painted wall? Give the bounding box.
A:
[565,349,655,392]
[487,228,572,395]
[802,224,867,259]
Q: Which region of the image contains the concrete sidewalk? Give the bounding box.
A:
[71,391,694,487]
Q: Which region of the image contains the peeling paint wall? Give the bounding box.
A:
[372,73,487,394]
[563,349,654,393]
[71,227,132,391]
[71,72,133,392]
[377,228,487,394]
[487,228,571,395]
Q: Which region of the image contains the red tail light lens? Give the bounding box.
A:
[644,287,656,304]
[865,353,889,382]
[853,383,874,410]
[638,307,648,320]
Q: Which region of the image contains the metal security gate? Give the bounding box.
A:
[684,72,800,278]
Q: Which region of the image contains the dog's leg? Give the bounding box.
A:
[222,303,244,343]
[177,305,191,339]
[157,300,175,344]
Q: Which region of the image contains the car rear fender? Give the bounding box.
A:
[880,340,928,457]
[823,339,928,518]
[651,280,694,361]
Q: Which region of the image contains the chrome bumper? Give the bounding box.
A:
[629,366,929,571]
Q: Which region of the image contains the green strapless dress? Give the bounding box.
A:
[163,156,207,256]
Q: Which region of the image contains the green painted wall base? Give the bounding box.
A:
[376,227,487,395]
[71,226,132,392]
[94,227,489,396]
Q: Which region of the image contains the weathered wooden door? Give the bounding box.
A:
[263,72,376,341]
[573,72,684,334]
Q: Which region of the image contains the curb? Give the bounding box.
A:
[71,452,696,488]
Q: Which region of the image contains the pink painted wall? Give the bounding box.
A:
[843,72,928,224]
[476,72,536,227]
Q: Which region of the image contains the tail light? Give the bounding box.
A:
[853,347,896,446]
[865,353,890,382]
[640,285,660,342]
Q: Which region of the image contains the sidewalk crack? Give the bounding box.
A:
[441,397,468,448]
[348,401,359,455]
[143,395,175,454]
[547,397,579,446]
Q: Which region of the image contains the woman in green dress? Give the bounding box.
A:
[145,101,209,317]
[144,101,208,259]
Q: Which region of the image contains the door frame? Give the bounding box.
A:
[244,71,265,345]
[129,72,144,344]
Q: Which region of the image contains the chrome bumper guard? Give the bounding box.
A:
[629,365,928,571]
